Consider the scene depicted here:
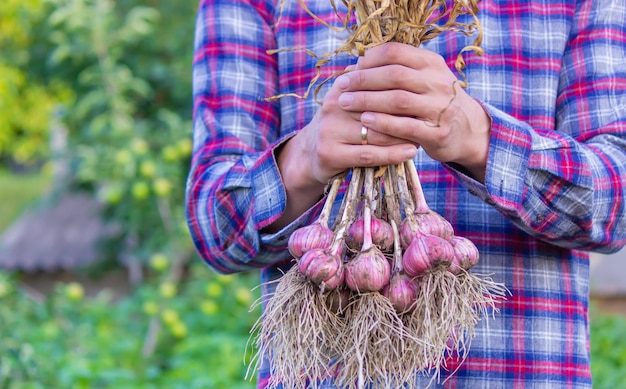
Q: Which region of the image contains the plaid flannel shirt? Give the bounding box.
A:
[186,0,626,387]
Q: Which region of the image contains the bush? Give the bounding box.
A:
[0,0,73,165]
[0,267,260,388]
[2,269,626,387]
[590,308,626,388]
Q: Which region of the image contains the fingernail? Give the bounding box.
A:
[361,113,375,125]
[338,93,353,107]
[336,75,350,90]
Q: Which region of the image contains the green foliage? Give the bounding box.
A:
[2,269,626,388]
[1,0,198,261]
[0,0,73,164]
[590,308,626,388]
[35,0,197,263]
[0,267,260,388]
[0,169,51,232]
[0,2,231,384]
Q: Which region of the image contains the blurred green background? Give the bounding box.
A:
[0,0,624,388]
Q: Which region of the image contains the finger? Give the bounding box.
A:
[362,113,444,145]
[320,144,418,169]
[356,43,444,71]
[354,125,409,147]
[340,89,445,118]
[354,144,419,167]
[338,65,427,94]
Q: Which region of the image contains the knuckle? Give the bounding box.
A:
[408,124,421,140]
[383,148,408,165]
[435,53,447,67]
[353,70,366,88]
[382,42,405,62]
[432,130,447,144]
[424,50,446,67]
[432,78,452,93]
[317,146,335,166]
[358,151,376,166]
[321,97,339,114]
[357,92,370,109]
[387,65,408,85]
[391,91,413,110]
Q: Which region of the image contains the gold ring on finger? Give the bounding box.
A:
[361,126,369,145]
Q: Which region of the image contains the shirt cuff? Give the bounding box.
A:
[242,132,325,247]
[445,103,532,216]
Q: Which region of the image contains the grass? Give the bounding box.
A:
[0,168,52,233]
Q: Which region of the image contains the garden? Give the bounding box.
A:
[0,0,625,388]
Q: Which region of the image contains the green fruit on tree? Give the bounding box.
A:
[153,178,172,197]
[159,282,177,298]
[131,139,149,155]
[205,282,223,297]
[102,184,125,205]
[131,181,150,200]
[140,160,157,178]
[0,281,9,298]
[114,149,133,166]
[216,274,235,285]
[170,322,188,338]
[65,282,85,301]
[235,287,253,306]
[201,300,218,315]
[143,301,159,316]
[177,139,192,157]
[42,322,60,339]
[161,309,179,325]
[150,253,169,271]
[162,146,179,162]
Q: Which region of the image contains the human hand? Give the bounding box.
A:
[337,42,491,181]
[281,64,419,188]
[272,42,490,229]
[273,67,420,230]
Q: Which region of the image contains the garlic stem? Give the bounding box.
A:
[395,162,417,231]
[383,164,402,226]
[390,219,403,273]
[405,159,429,213]
[318,174,344,227]
[329,168,363,256]
[361,167,375,251]
[383,166,404,272]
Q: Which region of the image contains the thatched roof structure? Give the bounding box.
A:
[0,192,118,273]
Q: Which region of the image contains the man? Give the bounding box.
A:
[187,0,626,387]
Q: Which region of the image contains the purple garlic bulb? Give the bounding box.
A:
[383,273,419,313]
[344,247,391,292]
[288,223,334,259]
[449,236,480,274]
[347,216,395,252]
[298,248,344,291]
[402,232,455,277]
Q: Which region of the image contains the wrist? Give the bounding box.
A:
[276,133,326,194]
[266,134,326,232]
[456,99,491,183]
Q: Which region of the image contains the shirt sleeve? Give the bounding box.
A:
[186,0,320,274]
[448,0,626,253]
